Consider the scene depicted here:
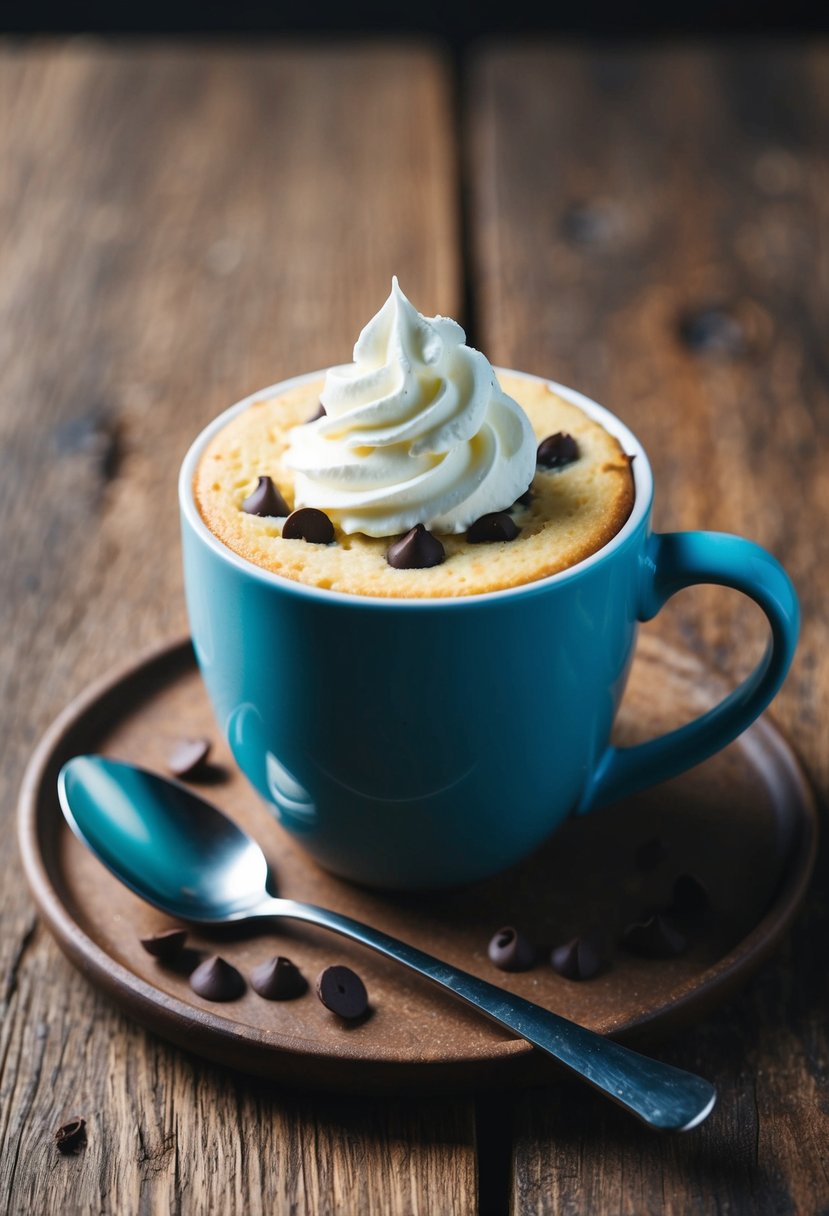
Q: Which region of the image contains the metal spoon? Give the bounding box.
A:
[57,754,716,1131]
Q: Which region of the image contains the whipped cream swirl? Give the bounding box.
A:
[286,278,536,537]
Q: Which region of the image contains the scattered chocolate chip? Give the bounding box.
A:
[467,512,520,544]
[140,927,188,961]
[242,475,290,517]
[386,524,445,569]
[487,926,536,972]
[55,1117,86,1154]
[307,401,326,422]
[677,307,746,357]
[537,432,580,469]
[189,955,245,1001]
[250,956,308,1000]
[670,874,710,921]
[634,836,669,872]
[550,932,608,981]
[282,507,335,544]
[167,737,212,780]
[514,486,534,507]
[621,912,687,959]
[316,965,369,1019]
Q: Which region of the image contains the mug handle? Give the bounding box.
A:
[579,531,800,813]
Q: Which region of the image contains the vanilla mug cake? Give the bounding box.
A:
[194,278,634,597]
[180,280,798,888]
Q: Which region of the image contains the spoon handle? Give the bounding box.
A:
[260,897,716,1131]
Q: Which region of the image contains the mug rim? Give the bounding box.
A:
[179,367,654,609]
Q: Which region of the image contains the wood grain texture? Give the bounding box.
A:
[0,40,474,1215]
[467,41,829,1215]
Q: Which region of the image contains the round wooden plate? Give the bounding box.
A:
[18,634,817,1094]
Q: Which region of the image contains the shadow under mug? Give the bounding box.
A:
[179,370,799,890]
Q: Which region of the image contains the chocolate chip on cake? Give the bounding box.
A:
[167,737,212,780]
[514,486,534,507]
[250,956,308,1000]
[386,524,445,570]
[307,401,326,422]
[55,1117,87,1154]
[282,507,335,544]
[487,926,536,972]
[242,475,290,518]
[189,955,245,1001]
[537,432,580,469]
[467,512,520,544]
[316,965,369,1019]
[621,912,687,959]
[550,932,608,981]
[140,927,188,961]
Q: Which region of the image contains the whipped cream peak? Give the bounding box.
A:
[286,278,536,537]
[352,275,463,369]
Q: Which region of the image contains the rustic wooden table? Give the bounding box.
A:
[2,36,827,1215]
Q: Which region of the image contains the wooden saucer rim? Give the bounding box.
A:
[17,635,819,1088]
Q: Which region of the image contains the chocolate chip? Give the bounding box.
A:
[537,432,580,469]
[621,912,687,959]
[167,737,212,780]
[670,874,710,921]
[467,512,520,544]
[386,524,445,569]
[307,401,326,422]
[487,926,536,972]
[55,1117,86,1154]
[514,486,534,507]
[139,927,187,961]
[635,836,669,872]
[550,932,608,981]
[189,955,245,1001]
[316,965,369,1019]
[250,956,308,1000]
[282,507,335,544]
[242,475,290,517]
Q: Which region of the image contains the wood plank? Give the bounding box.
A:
[467,41,829,1215]
[0,40,476,1215]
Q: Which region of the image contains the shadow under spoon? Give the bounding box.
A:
[58,754,716,1132]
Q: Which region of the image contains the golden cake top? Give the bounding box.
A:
[194,371,635,599]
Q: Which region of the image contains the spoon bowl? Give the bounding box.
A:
[59,755,270,921]
[58,753,717,1132]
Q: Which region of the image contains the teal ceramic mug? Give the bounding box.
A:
[179,369,799,890]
